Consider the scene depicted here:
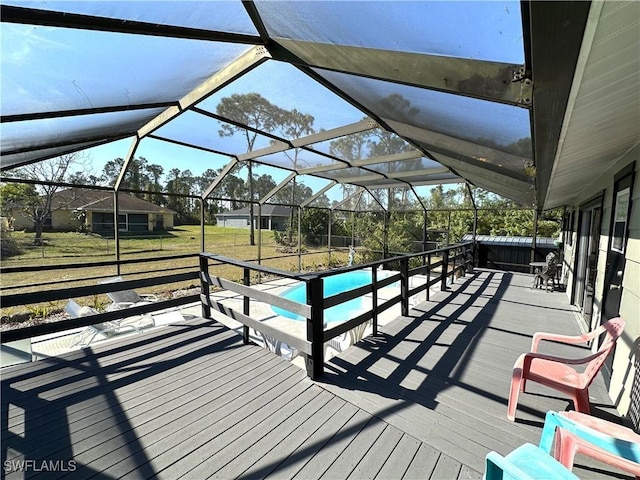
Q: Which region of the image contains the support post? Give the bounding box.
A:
[441,248,449,291]
[372,267,378,335]
[422,209,428,251]
[351,211,355,247]
[114,191,121,276]
[200,198,206,252]
[243,267,250,344]
[426,253,431,301]
[257,204,262,264]
[328,209,332,265]
[306,276,324,379]
[531,209,539,273]
[200,255,211,319]
[400,256,409,317]
[297,206,302,272]
[249,162,255,246]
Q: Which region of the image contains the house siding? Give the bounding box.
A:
[562,148,639,420]
[217,214,288,231]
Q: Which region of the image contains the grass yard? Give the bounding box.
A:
[1,225,350,322]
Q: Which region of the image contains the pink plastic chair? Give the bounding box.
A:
[507,317,625,421]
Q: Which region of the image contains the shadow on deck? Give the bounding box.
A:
[0,269,630,479]
[319,269,628,479]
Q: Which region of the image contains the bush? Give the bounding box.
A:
[0,229,21,259]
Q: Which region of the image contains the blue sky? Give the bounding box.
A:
[2,1,524,203]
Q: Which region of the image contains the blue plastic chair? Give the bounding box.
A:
[539,410,640,475]
[484,443,578,480]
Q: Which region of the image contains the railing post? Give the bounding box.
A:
[441,248,449,291]
[306,276,324,379]
[243,267,250,344]
[400,256,409,317]
[199,255,211,319]
[426,253,431,301]
[372,267,378,335]
[452,247,457,281]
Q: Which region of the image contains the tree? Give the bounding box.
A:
[146,163,165,205]
[329,130,369,200]
[165,168,199,224]
[9,153,88,244]
[68,171,102,186]
[216,93,283,245]
[299,207,345,246]
[0,183,36,230]
[196,168,220,224]
[102,156,154,198]
[276,109,316,226]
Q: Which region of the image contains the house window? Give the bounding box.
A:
[128,214,148,232]
[261,217,269,229]
[612,187,630,253]
[118,214,127,232]
[92,212,113,232]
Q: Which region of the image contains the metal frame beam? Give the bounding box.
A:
[385,118,532,184]
[0,5,263,44]
[236,118,377,163]
[273,40,532,107]
[202,159,239,199]
[137,46,271,139]
[300,181,337,208]
[259,172,296,204]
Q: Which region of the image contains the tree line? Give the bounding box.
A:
[1,92,557,250]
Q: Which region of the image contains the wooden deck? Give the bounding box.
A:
[0,269,630,479]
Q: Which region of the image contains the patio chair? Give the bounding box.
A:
[484,443,578,480]
[66,300,154,348]
[539,410,640,476]
[100,276,159,311]
[507,317,625,421]
[533,251,560,292]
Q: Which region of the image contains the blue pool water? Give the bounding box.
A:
[272,270,376,323]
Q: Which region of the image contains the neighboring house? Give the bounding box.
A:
[215,205,291,231]
[12,188,176,233]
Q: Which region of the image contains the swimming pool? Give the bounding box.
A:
[272,270,386,323]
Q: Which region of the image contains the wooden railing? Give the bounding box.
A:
[1,254,201,343]
[200,242,474,379]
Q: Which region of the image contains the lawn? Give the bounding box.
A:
[1,225,349,321]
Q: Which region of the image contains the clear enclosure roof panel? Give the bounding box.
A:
[3,1,260,35]
[1,23,251,117]
[1,108,166,169]
[151,111,282,156]
[315,69,532,156]
[5,0,603,211]
[256,148,342,172]
[255,1,524,63]
[197,61,366,134]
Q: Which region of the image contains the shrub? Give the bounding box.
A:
[0,229,22,259]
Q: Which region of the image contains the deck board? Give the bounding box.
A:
[1,269,629,479]
[320,270,627,479]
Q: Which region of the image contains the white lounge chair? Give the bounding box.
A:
[65,299,154,348]
[100,276,160,311]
